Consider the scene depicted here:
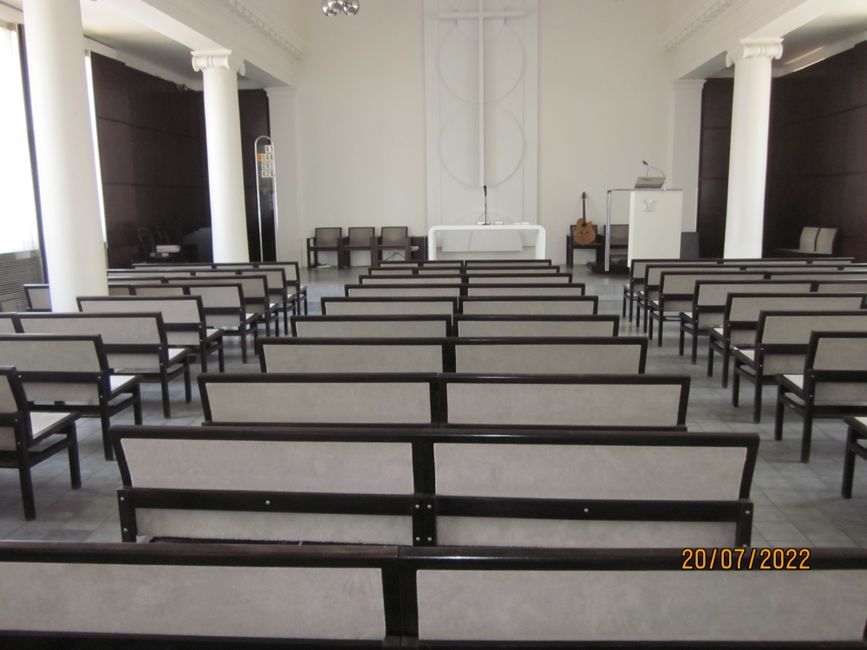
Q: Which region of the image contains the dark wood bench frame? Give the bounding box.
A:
[112,425,756,547]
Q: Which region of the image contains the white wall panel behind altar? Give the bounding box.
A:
[424,0,538,228]
[538,0,673,263]
[295,0,427,251]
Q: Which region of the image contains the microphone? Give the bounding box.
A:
[483,184,487,197]
[640,159,667,186]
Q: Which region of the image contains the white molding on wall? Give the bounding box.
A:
[220,0,306,61]
[662,0,745,53]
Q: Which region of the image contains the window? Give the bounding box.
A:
[0,24,38,254]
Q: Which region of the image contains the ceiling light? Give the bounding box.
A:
[322,0,359,16]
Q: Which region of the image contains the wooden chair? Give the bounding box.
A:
[306,226,343,268]
[182,283,260,363]
[342,226,376,267]
[373,226,411,264]
[775,331,867,462]
[0,366,80,520]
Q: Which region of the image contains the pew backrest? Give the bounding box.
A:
[292,315,451,338]
[345,284,463,298]
[22,284,50,311]
[465,273,573,285]
[77,296,206,347]
[466,284,586,297]
[454,315,618,337]
[259,337,446,373]
[113,425,756,548]
[460,296,596,315]
[322,297,457,316]
[452,337,646,374]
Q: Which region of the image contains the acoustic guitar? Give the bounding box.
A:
[573,191,596,244]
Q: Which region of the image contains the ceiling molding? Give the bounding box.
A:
[220,0,305,61]
[663,0,745,53]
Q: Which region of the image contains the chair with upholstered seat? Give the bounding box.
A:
[306,227,343,268]
[341,227,376,268]
[0,366,80,520]
[374,226,411,264]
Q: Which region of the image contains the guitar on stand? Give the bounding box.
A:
[573,191,596,244]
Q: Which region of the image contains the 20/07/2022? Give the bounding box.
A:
[681,547,811,570]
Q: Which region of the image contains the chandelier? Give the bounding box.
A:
[322,0,359,16]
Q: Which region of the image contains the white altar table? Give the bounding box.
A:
[427,225,546,261]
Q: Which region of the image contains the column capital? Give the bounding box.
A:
[726,37,783,67]
[191,49,245,76]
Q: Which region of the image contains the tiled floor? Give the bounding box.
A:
[2,263,867,547]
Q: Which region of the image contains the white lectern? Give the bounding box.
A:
[605,189,683,271]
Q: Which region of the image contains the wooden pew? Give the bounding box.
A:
[708,292,866,386]
[199,373,690,430]
[256,337,647,375]
[454,315,619,337]
[77,295,224,373]
[292,315,452,338]
[680,279,813,363]
[732,310,867,423]
[459,296,596,315]
[466,284,586,297]
[0,334,141,460]
[647,271,766,346]
[405,546,867,647]
[3,542,864,647]
[112,425,756,547]
[345,284,463,298]
[16,313,191,418]
[322,297,457,316]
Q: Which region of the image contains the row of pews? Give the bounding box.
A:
[2,256,867,646]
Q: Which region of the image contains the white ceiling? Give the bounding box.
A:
[4,0,867,85]
[1,0,282,88]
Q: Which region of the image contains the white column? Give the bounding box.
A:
[723,37,782,258]
[265,86,303,262]
[667,79,705,232]
[23,0,107,311]
[192,49,249,262]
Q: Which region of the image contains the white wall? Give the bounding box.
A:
[537,0,674,263]
[295,0,427,263]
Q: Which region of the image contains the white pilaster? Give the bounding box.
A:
[192,49,249,262]
[265,86,302,262]
[23,0,107,311]
[667,79,705,233]
[723,37,782,258]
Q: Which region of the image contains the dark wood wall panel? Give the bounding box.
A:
[91,54,270,267]
[696,79,732,258]
[697,41,867,261]
[239,90,274,261]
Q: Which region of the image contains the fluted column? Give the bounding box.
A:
[723,37,783,258]
[23,0,107,310]
[192,49,249,262]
